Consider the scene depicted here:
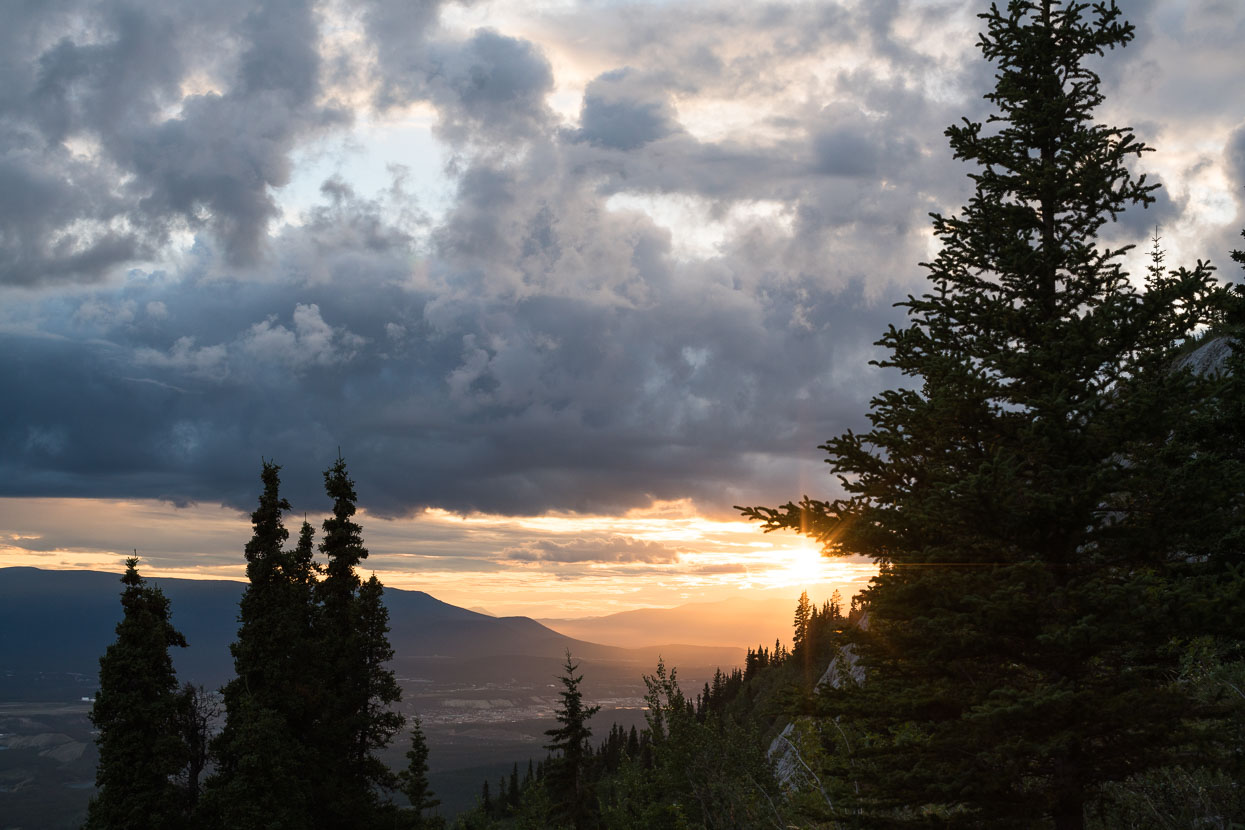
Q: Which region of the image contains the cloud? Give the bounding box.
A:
[364,0,453,109]
[810,106,919,179]
[2,0,1243,523]
[130,303,363,381]
[0,172,889,515]
[365,2,554,146]
[239,303,365,371]
[1228,122,1245,200]
[135,336,230,381]
[574,68,683,151]
[0,0,341,285]
[502,537,680,564]
[426,29,554,144]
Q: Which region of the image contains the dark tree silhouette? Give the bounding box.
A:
[741,2,1236,827]
[202,462,314,828]
[544,651,601,829]
[86,558,188,829]
[173,683,219,809]
[399,715,442,828]
[312,456,403,825]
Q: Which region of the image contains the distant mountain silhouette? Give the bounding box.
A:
[0,567,741,692]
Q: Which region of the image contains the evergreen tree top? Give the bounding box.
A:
[244,461,291,576]
[400,715,440,816]
[321,455,368,585]
[740,0,1224,560]
[545,651,601,747]
[912,0,1158,380]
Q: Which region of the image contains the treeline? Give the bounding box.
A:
[86,459,441,830]
[453,656,778,830]
[453,590,862,830]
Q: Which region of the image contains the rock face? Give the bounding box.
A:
[768,612,870,794]
[768,721,808,789]
[1175,335,1234,376]
[816,643,865,693]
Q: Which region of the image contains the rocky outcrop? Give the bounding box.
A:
[1175,335,1235,376]
[768,612,870,795]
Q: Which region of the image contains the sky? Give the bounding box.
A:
[2,0,1244,618]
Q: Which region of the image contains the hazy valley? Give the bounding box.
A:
[0,567,776,828]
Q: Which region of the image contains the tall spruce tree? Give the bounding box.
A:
[544,651,601,829]
[313,456,403,825]
[742,2,1232,827]
[202,462,314,828]
[86,558,188,829]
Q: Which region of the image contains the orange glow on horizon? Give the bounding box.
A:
[0,497,876,618]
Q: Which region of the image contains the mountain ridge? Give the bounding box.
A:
[0,567,743,693]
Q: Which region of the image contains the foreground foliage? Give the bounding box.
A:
[742,1,1245,828]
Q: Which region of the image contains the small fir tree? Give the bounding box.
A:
[543,651,601,829]
[791,591,811,656]
[399,716,441,828]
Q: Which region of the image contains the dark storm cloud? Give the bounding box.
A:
[365,0,553,144]
[364,0,454,108]
[1228,123,1245,197]
[1100,170,1185,243]
[574,69,682,151]
[0,161,892,516]
[119,0,343,265]
[811,105,920,180]
[424,29,554,143]
[1222,122,1245,269]
[3,0,1242,520]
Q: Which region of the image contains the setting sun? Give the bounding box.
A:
[767,544,837,588]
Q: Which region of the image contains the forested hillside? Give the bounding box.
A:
[450,592,859,829]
